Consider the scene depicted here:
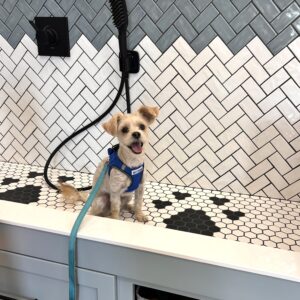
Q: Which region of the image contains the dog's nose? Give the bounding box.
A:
[132,132,141,139]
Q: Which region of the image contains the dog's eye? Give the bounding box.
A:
[139,124,145,130]
[121,126,129,134]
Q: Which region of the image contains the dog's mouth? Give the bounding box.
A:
[128,141,143,154]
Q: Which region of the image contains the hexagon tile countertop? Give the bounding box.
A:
[0,161,299,252]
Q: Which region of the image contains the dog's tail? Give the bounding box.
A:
[59,182,88,203]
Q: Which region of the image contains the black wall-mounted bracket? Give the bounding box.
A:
[29,17,70,57]
[119,50,140,74]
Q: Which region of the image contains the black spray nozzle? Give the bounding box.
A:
[109,0,128,31]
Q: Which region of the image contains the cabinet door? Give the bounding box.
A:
[0,251,116,300]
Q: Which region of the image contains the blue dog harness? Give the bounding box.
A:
[107,144,144,192]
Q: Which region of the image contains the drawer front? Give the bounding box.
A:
[0,251,116,300]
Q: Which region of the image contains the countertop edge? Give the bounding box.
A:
[1,200,300,283]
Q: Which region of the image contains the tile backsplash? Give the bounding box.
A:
[0,0,299,201]
[1,0,300,54]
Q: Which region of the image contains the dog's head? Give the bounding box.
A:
[102,106,159,155]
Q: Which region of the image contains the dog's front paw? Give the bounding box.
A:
[135,212,148,222]
[109,211,120,219]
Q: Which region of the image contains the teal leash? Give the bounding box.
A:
[69,163,108,300]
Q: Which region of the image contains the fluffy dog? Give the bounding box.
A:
[60,105,159,222]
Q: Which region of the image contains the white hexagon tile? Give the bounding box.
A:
[0,161,299,252]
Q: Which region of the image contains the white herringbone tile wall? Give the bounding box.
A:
[0,34,299,201]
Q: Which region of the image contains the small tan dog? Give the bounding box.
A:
[60,105,159,222]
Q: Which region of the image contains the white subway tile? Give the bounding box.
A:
[156,46,178,71]
[261,69,289,94]
[206,76,229,100]
[140,36,161,61]
[189,66,212,90]
[173,37,196,63]
[78,35,97,59]
[281,79,300,106]
[155,65,177,89]
[172,56,195,81]
[278,99,300,124]
[288,37,300,61]
[224,67,249,92]
[274,117,298,142]
[284,58,300,86]
[245,57,269,84]
[141,55,161,79]
[207,56,231,82]
[247,37,272,64]
[209,37,233,63]
[239,96,263,121]
[226,47,252,73]
[265,48,293,75]
[190,47,214,72]
[187,85,211,108]
[172,75,193,99]
[242,77,266,103]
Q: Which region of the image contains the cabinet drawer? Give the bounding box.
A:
[0,251,116,300]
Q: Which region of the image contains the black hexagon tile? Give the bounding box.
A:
[164,209,220,236]
[28,171,44,178]
[1,178,20,185]
[222,209,245,220]
[153,200,173,209]
[0,185,41,204]
[0,161,299,252]
[58,176,75,182]
[210,196,230,206]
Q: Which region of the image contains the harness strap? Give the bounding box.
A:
[107,145,144,192]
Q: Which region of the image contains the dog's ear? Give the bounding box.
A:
[102,112,123,136]
[137,106,159,125]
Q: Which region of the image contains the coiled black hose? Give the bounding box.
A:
[44,0,131,191]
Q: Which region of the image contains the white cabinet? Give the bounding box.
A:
[0,251,116,300]
[1,203,300,300]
